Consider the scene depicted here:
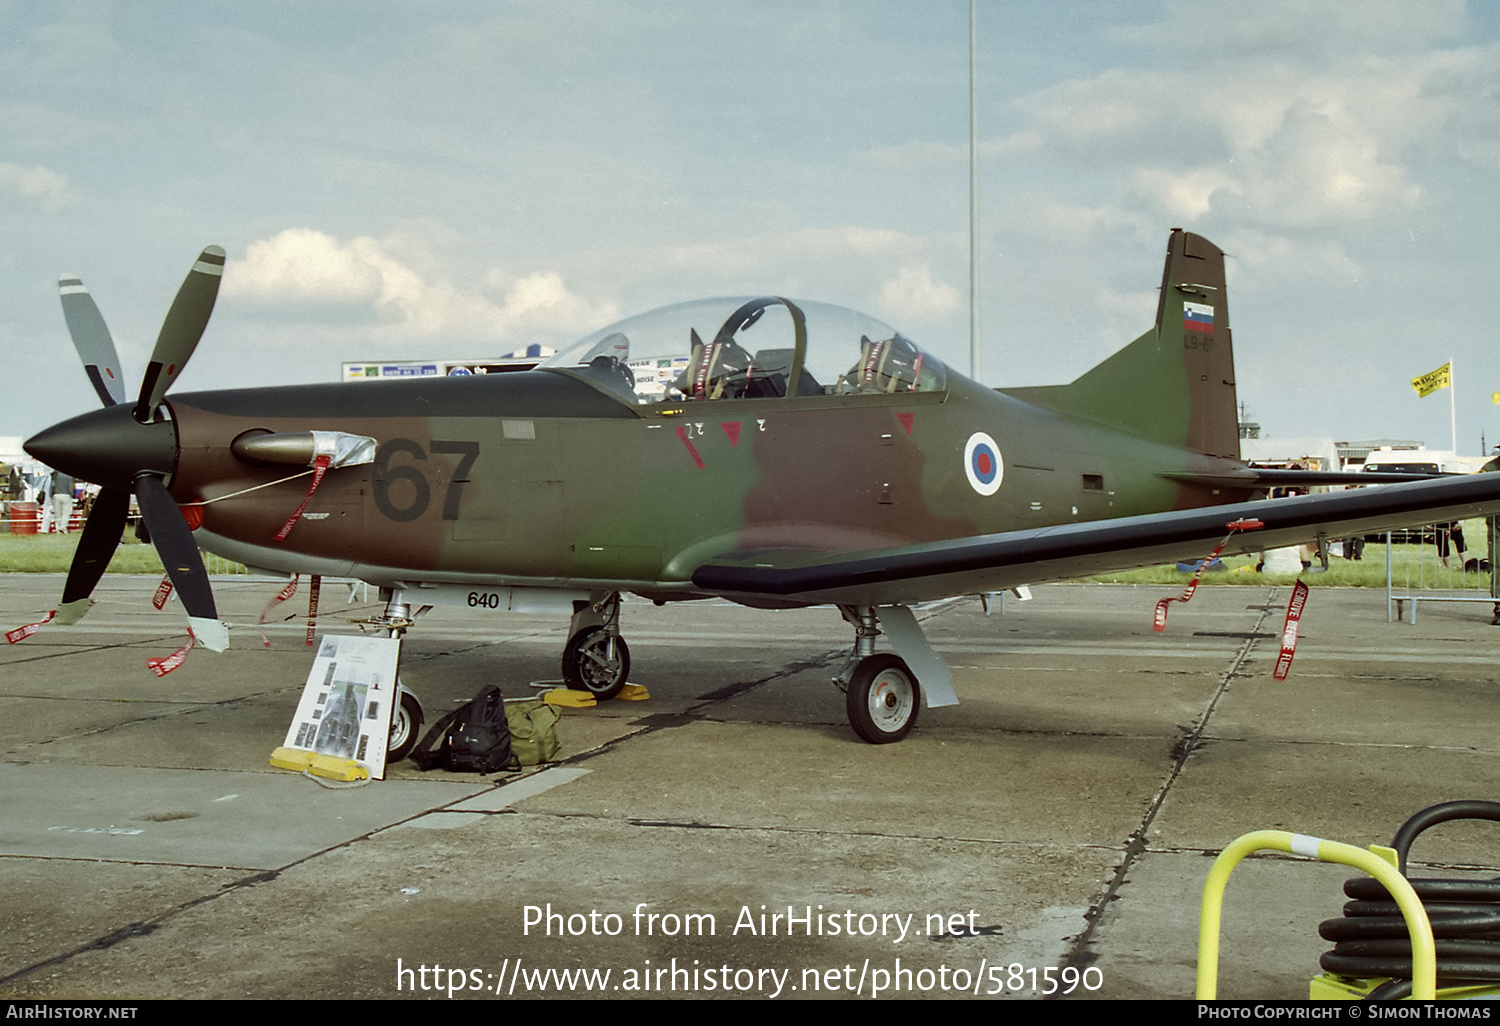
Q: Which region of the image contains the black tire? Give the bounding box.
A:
[561,628,631,700]
[846,654,920,744]
[386,691,423,764]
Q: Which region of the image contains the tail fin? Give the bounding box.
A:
[1002,229,1240,459]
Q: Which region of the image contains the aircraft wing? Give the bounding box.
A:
[691,473,1500,607]
[1163,468,1450,488]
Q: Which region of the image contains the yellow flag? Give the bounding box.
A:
[1411,362,1451,398]
[1492,389,1500,405]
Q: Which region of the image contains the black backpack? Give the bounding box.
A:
[410,685,519,773]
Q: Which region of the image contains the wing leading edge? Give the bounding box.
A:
[691,474,1500,607]
[1162,468,1450,488]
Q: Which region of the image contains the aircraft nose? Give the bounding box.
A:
[24,404,177,491]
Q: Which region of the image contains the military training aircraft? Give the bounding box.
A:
[24,230,1500,752]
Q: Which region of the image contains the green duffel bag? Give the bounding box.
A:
[505,699,562,766]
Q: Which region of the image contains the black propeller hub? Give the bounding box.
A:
[25,403,177,492]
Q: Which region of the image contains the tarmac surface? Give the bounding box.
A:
[1,572,1498,1001]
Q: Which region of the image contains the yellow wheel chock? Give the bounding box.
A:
[542,683,650,707]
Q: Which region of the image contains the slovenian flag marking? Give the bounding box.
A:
[1183,301,1214,333]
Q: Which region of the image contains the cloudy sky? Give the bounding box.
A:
[3,0,1499,453]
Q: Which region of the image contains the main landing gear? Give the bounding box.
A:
[836,606,922,744]
[561,592,630,700]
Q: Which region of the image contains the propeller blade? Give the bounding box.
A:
[134,245,225,423]
[58,275,127,407]
[134,474,228,651]
[56,488,130,624]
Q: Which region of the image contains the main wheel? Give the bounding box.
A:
[846,654,920,744]
[561,627,631,700]
[386,691,423,764]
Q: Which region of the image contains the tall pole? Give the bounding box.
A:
[969,0,980,382]
[1451,357,1458,453]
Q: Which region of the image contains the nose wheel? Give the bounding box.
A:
[562,627,631,700]
[846,654,920,744]
[386,688,424,764]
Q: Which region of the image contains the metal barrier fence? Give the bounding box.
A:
[200,550,249,576]
[192,554,375,605]
[1385,518,1496,623]
[2,511,103,534]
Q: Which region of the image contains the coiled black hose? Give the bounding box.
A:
[1318,800,1500,998]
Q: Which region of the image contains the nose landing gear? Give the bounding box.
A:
[561,592,631,700]
[373,587,426,767]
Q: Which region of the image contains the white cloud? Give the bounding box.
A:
[1236,101,1423,225]
[877,265,961,321]
[482,269,620,337]
[622,225,969,327]
[226,227,617,342]
[1130,168,1240,222]
[225,224,962,349]
[993,30,1493,231]
[1025,62,1431,227]
[0,162,71,212]
[1216,229,1363,284]
[226,228,382,304]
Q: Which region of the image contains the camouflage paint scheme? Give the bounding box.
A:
[171,229,1500,607]
[29,229,1500,743]
[172,231,1254,600]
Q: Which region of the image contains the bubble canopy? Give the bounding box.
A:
[539,297,947,403]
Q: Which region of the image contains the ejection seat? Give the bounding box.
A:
[673,329,753,399]
[837,334,926,394]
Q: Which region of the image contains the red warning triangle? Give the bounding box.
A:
[721,422,741,447]
[896,412,914,435]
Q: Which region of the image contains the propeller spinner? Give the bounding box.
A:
[25,247,230,651]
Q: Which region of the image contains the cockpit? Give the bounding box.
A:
[539,297,947,403]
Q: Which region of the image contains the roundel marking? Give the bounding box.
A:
[964,432,1003,496]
